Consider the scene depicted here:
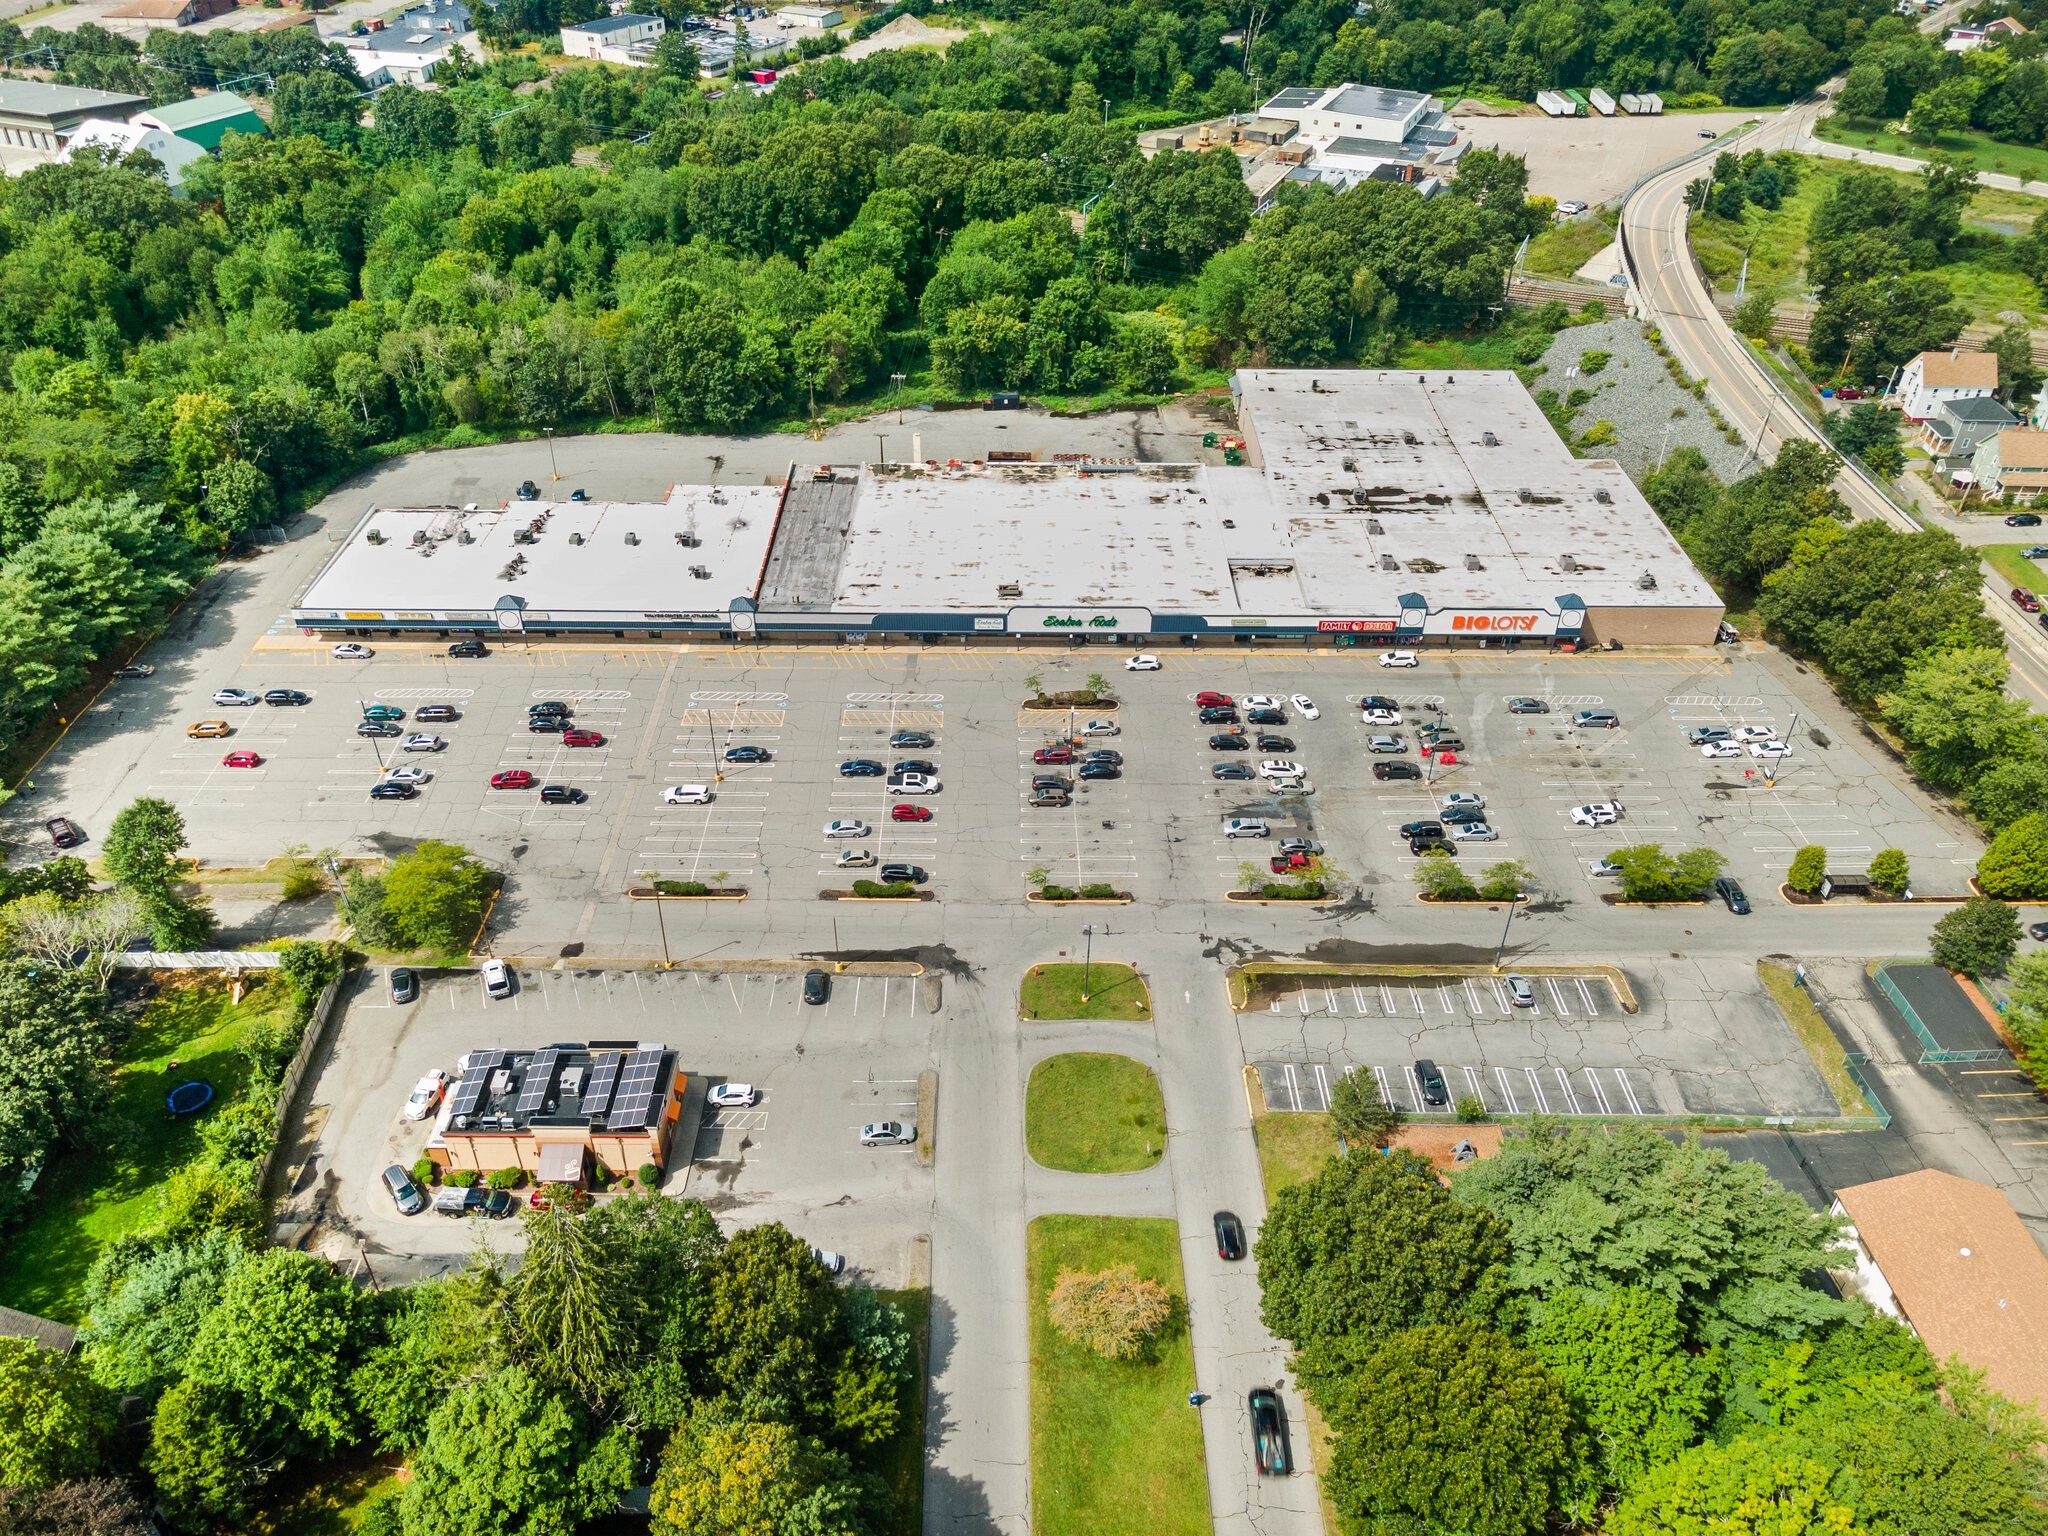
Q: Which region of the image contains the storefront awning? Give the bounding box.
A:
[536,1142,586,1187]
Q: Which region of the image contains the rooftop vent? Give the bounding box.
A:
[624,531,639,545]
[1402,431,1419,446]
[457,529,474,544]
[1380,554,1400,572]
[689,565,711,579]
[1595,488,1612,504]
[411,530,428,546]
[1464,553,1483,570]
[676,531,700,547]
[366,528,386,544]
[1560,554,1579,573]
[560,1065,584,1095]
[1517,487,1533,504]
[1367,518,1384,534]
[1343,457,1358,473]
[1221,518,1236,529]
[1482,431,1499,447]
[490,1068,514,1096]
[998,582,1023,600]
[1637,571,1658,590]
[568,532,584,545]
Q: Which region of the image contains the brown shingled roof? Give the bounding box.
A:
[1834,1169,2048,1415]
[1915,349,2000,388]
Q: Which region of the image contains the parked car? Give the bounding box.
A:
[887,772,939,795]
[879,863,927,884]
[361,704,405,722]
[1212,763,1254,780]
[401,733,444,752]
[1214,1211,1246,1261]
[1372,761,1421,781]
[187,720,232,738]
[45,817,84,849]
[859,1120,916,1146]
[891,803,932,822]
[1078,762,1120,780]
[1209,733,1250,751]
[802,968,831,1004]
[1410,834,1454,856]
[357,721,402,738]
[1439,806,1488,826]
[263,688,309,706]
[1413,1059,1449,1106]
[331,643,373,659]
[1255,734,1295,752]
[381,766,428,785]
[1573,708,1620,728]
[1400,819,1445,839]
[1080,719,1120,736]
[823,819,869,838]
[2014,587,2041,613]
[1701,741,1743,758]
[1588,858,1622,878]
[390,967,417,1004]
[560,728,605,747]
[1245,708,1286,726]
[1732,725,1777,743]
[515,480,540,500]
[1378,651,1419,668]
[2007,512,2044,527]
[1278,838,1322,856]
[1249,1388,1293,1476]
[1291,695,1319,719]
[1687,726,1733,744]
[1750,739,1791,758]
[724,745,771,763]
[222,750,262,768]
[213,687,260,706]
[481,958,513,999]
[809,1247,846,1275]
[529,700,571,718]
[369,782,418,800]
[1222,818,1269,838]
[434,1186,514,1218]
[893,759,937,776]
[1258,759,1304,779]
[1419,734,1464,752]
[384,1165,426,1215]
[1570,802,1623,826]
[529,715,568,734]
[664,785,713,804]
[1082,749,1123,766]
[1557,198,1588,215]
[837,849,877,868]
[1195,691,1233,707]
[1198,706,1240,725]
[414,703,459,722]
[1033,745,1074,764]
[1713,876,1751,914]
[448,639,490,657]
[707,1082,758,1108]
[1125,654,1161,670]
[113,663,154,679]
[1442,794,1488,812]
[1507,696,1549,714]
[840,759,885,777]
[490,770,535,789]
[889,731,935,749]
[1451,821,1498,841]
[539,785,585,804]
[403,1070,450,1120]
[1506,974,1536,1007]
[1028,788,1073,805]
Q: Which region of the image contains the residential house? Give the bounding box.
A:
[0,80,148,152]
[1918,393,2017,479]
[1830,1170,2048,1418]
[1894,347,1999,420]
[135,91,267,152]
[1970,426,2048,498]
[1945,25,1987,50]
[560,11,666,63]
[61,117,209,187]
[1986,16,2029,35]
[0,1306,76,1354]
[427,1041,687,1181]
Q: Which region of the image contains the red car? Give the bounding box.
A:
[1033,745,1074,764]
[1835,387,1864,400]
[2014,586,2041,613]
[1195,691,1233,707]
[890,804,932,822]
[490,770,535,789]
[561,728,605,747]
[221,750,262,768]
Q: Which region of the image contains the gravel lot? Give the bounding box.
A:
[1533,316,1754,482]
[1451,110,1758,206]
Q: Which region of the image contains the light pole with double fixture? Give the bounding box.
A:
[1080,923,1097,1002]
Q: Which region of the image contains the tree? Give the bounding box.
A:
[1414,849,1478,899]
[1867,849,1910,896]
[79,1227,248,1400]
[1329,1068,1402,1150]
[513,1197,632,1412]
[1324,1323,1574,1536]
[1826,402,1904,477]
[0,964,124,1176]
[1045,1265,1172,1360]
[699,1222,845,1428]
[0,888,140,988]
[144,1378,265,1527]
[1608,1431,1856,1535]
[649,1403,864,1536]
[1520,1287,1715,1489]
[1453,1123,1855,1346]
[1106,146,1252,276]
[1975,814,2048,902]
[1928,895,2023,975]
[1993,320,2041,404]
[380,840,494,953]
[0,1338,114,1490]
[401,1366,633,1536]
[1787,845,1828,895]
[1879,648,2030,790]
[98,797,211,947]
[0,1478,153,1536]
[1734,291,1778,341]
[1478,858,1534,902]
[1910,76,1980,142]
[1609,842,1726,902]
[1257,1150,1510,1384]
[184,1247,368,1452]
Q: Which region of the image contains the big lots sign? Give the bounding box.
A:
[1422,610,1559,637]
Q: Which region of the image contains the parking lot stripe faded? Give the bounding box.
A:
[1493,1068,1520,1113]
[1524,1068,1549,1112]
[1553,1069,1582,1114]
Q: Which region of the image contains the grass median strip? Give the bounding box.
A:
[1019,961,1151,1020]
[1760,961,1875,1119]
[1026,1054,1165,1173]
[1027,1215,1208,1536]
[1251,1109,1340,1206]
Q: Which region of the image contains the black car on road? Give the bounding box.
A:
[1213,1211,1246,1261]
[1712,876,1751,914]
[1249,1388,1292,1475]
[448,639,489,657]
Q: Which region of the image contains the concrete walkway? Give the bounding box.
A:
[1793,124,2048,202]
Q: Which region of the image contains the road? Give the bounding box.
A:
[1617,19,2048,710]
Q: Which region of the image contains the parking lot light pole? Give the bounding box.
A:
[647,874,673,969]
[544,425,560,482]
[1493,890,1520,970]
[1081,923,1097,1002]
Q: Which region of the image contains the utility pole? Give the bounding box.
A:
[544,425,560,482]
[1492,887,1520,970]
[1081,923,1097,1002]
[651,877,673,968]
[891,371,906,424]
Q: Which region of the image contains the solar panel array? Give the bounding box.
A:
[446,1050,508,1119]
[583,1051,623,1119]
[606,1048,665,1129]
[515,1047,562,1115]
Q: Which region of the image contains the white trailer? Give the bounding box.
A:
[1636,91,1663,113]
[1537,91,1573,117]
[1588,87,1617,115]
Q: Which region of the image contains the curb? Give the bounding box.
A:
[1415,894,1530,905]
[916,1070,937,1166]
[829,892,937,902]
[625,889,748,901]
[1226,890,1333,904]
[1775,883,1966,906]
[1025,893,1133,905]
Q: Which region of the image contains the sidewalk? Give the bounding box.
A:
[1793,125,2048,202]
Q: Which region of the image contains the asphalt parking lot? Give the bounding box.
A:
[1238,956,1840,1120]
[281,965,939,1284]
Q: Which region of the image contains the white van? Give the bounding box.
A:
[481,958,513,1000]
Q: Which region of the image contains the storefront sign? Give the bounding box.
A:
[974,616,1004,631]
[1317,618,1398,633]
[343,611,384,621]
[1423,610,1559,637]
[1007,607,1153,634]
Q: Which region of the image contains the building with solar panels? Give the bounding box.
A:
[430,1041,684,1181]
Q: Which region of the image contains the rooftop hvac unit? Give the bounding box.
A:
[1402,431,1419,446]
[1464,553,1483,570]
[690,565,711,579]
[1595,489,1612,504]
[561,1065,584,1095]
[490,1068,514,1096]
[1560,554,1579,573]
[1367,519,1384,534]
[1380,554,1400,572]
[998,583,1023,599]
[1517,487,1533,503]
[624,531,639,545]
[1637,571,1658,590]
[1482,432,1499,447]
[412,530,428,546]
[457,529,474,543]
[366,529,385,544]
[568,532,584,545]
[675,531,700,547]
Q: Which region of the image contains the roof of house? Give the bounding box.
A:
[0,1306,77,1353]
[564,11,662,34]
[1914,349,2000,388]
[1987,16,2029,31]
[1935,395,2018,425]
[1834,1169,2048,1414]
[142,91,262,129]
[1996,427,2048,462]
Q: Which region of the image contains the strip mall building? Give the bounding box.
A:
[293,370,1724,649]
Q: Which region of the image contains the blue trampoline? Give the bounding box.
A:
[166,1081,214,1116]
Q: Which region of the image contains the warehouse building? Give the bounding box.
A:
[293,370,1722,647]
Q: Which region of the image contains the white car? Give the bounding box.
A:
[1557,198,1588,215]
[331,643,374,660]
[402,1070,450,1120]
[1222,817,1269,838]
[1378,651,1419,668]
[1732,726,1777,743]
[824,819,870,838]
[1291,695,1320,720]
[888,773,939,795]
[1441,792,1485,811]
[1588,858,1622,878]
[860,1120,917,1146]
[381,766,429,785]
[481,957,513,1000]
[1080,719,1120,736]
[400,733,443,752]
[1367,735,1406,753]
[1125,654,1161,671]
[706,1082,757,1108]
[1243,695,1281,710]
[809,1246,846,1274]
[836,849,876,868]
[1700,741,1743,759]
[212,687,260,706]
[1451,822,1499,841]
[664,784,713,804]
[1362,707,1401,726]
[1258,759,1305,779]
[1749,740,1791,758]
[1268,775,1313,793]
[1570,803,1622,826]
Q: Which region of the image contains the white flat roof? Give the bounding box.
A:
[295,485,780,622]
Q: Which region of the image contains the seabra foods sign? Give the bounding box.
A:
[1007,607,1152,634]
[1044,614,1120,629]
[1423,610,1560,637]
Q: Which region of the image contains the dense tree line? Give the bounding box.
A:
[1257,1123,2048,1535]
[1839,11,2048,151]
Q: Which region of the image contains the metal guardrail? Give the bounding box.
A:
[1842,1052,1894,1129]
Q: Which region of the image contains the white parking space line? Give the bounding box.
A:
[1370,1063,1397,1110]
[1524,1068,1549,1112]
[1553,1068,1583,1114]
[1546,977,1571,1014]
[1577,979,1600,1016]
[1581,1070,1612,1115]
[1614,1069,1644,1114]
[1493,1068,1520,1113]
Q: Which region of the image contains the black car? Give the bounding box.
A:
[1245,708,1286,726]
[1373,761,1421,781]
[263,688,309,706]
[448,639,489,658]
[1410,835,1455,856]
[415,703,460,722]
[568,487,589,502]
[1359,695,1397,712]
[529,716,569,733]
[1400,819,1444,839]
[724,746,771,762]
[1198,706,1239,725]
[1209,733,1250,750]
[357,721,403,738]
[839,759,885,777]
[1712,876,1751,914]
[369,782,418,800]
[1255,734,1294,752]
[1506,697,1550,714]
[889,731,934,749]
[803,968,829,1005]
[390,967,417,1004]
[1082,750,1123,766]
[1032,774,1073,792]
[515,480,540,501]
[539,784,585,804]
[879,863,927,884]
[1413,1058,1449,1107]
[1213,762,1254,780]
[529,700,571,717]
[893,759,937,776]
[436,1187,515,1218]
[1078,762,1120,780]
[1439,806,1488,826]
[2031,921,2048,941]
[2007,512,2044,527]
[1249,1388,1292,1476]
[1214,1210,1246,1261]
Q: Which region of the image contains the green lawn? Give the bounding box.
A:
[1524,210,1619,278]
[1018,962,1151,1021]
[873,1287,931,1536]
[1759,962,1876,1119]
[0,975,296,1320]
[1026,1054,1166,1173]
[1251,1112,1338,1206]
[1027,1215,1208,1536]
[249,1454,405,1536]
[1979,541,2048,595]
[1816,115,2048,189]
